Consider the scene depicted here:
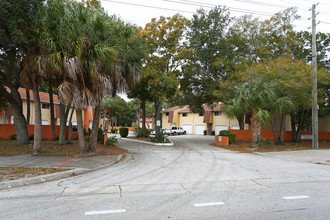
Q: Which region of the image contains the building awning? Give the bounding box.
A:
[168,111,174,123]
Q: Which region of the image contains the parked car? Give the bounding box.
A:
[170,127,186,135]
[150,128,171,136]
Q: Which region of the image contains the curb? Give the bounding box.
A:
[121,137,174,146]
[0,154,130,190]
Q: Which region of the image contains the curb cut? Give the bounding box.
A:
[121,137,174,146]
[0,154,130,190]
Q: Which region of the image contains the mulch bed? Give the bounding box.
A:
[0,167,69,182]
[0,140,128,156]
[211,140,330,153]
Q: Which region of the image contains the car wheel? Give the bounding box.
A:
[173,132,176,135]
[183,131,186,135]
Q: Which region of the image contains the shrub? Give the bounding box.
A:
[29,134,34,140]
[135,128,143,137]
[119,127,129,137]
[155,132,166,143]
[106,136,118,146]
[146,129,153,137]
[256,136,273,147]
[97,127,104,143]
[84,135,90,141]
[211,130,215,136]
[9,134,17,140]
[111,128,118,134]
[203,130,207,135]
[219,130,236,144]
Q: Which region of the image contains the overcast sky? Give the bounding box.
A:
[101,0,330,33]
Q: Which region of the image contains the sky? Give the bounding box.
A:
[101,0,330,101]
[101,0,330,33]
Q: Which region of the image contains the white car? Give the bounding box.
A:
[150,128,171,136]
[170,127,186,135]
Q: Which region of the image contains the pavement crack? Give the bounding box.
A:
[180,183,191,193]
[251,179,272,188]
[119,185,123,197]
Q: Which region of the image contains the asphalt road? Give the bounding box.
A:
[1,135,330,220]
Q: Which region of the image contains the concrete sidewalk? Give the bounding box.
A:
[257,149,330,165]
[0,153,129,189]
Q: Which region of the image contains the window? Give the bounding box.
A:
[214,112,222,116]
[199,112,203,116]
[182,113,187,117]
[165,112,169,116]
[42,104,50,109]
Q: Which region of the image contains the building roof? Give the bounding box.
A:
[163,105,188,113]
[178,104,223,113]
[18,88,61,104]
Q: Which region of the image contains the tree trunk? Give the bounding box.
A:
[88,104,101,152]
[76,108,87,153]
[251,109,261,148]
[32,84,42,154]
[237,115,245,130]
[154,99,162,135]
[270,113,279,145]
[48,82,56,141]
[26,88,30,125]
[278,114,286,145]
[137,104,140,129]
[141,100,146,137]
[67,108,74,144]
[291,114,297,142]
[8,102,30,145]
[58,103,66,144]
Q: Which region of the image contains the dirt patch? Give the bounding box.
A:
[211,141,330,153]
[0,167,69,182]
[0,140,128,156]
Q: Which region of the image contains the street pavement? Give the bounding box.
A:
[1,135,330,219]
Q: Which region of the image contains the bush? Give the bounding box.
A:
[84,135,90,141]
[119,127,129,137]
[29,134,34,140]
[211,130,215,136]
[106,136,118,146]
[9,134,17,140]
[219,130,236,144]
[256,136,273,147]
[155,132,166,143]
[203,130,207,135]
[111,128,118,134]
[97,127,104,143]
[135,128,143,137]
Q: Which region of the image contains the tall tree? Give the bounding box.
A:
[0,0,44,144]
[181,6,232,112]
[138,14,189,136]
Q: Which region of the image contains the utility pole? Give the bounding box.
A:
[311,4,318,149]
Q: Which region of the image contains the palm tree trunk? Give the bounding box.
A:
[141,100,146,137]
[26,88,30,125]
[88,104,101,152]
[58,103,66,144]
[32,84,42,153]
[251,109,261,148]
[48,82,56,140]
[76,108,87,153]
[270,113,279,145]
[67,108,74,144]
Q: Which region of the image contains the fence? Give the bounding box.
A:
[0,124,77,140]
[228,129,330,142]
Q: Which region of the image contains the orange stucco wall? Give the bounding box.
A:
[107,126,136,131]
[0,124,77,140]
[228,129,330,141]
[215,135,229,146]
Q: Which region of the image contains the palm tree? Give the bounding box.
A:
[224,80,280,148]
